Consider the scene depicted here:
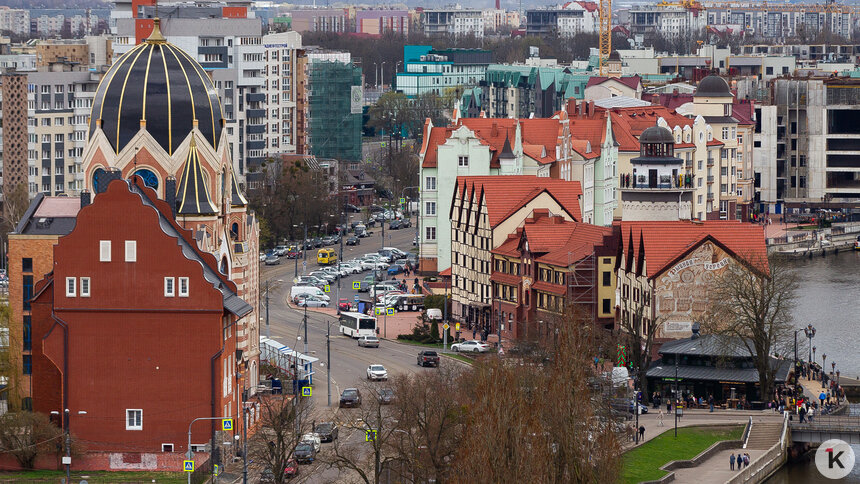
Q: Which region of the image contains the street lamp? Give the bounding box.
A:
[832,361,836,377]
[813,346,817,367]
[50,409,86,484]
[804,324,815,364]
[380,61,386,90]
[822,352,827,372]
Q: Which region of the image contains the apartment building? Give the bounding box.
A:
[627,4,706,43]
[525,2,598,37]
[395,45,492,97]
[706,5,853,39]
[472,64,589,118]
[284,8,351,33]
[422,8,485,37]
[355,9,409,35]
[36,36,113,68]
[307,53,363,162]
[262,31,307,157]
[0,7,30,36]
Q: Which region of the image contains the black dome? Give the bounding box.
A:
[89,20,223,156]
[694,75,732,98]
[639,126,675,144]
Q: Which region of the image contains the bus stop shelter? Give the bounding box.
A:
[260,337,318,387]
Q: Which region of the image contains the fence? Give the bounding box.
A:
[725,413,789,484]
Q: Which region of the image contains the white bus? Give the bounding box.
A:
[339,311,377,338]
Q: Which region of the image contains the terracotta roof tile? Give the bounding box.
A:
[532,280,567,295]
[620,220,767,278]
[455,176,583,226]
[490,272,522,285]
[458,118,518,168]
[707,139,724,146]
[420,126,454,168]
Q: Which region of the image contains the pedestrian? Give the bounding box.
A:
[737,453,743,472]
[658,409,665,426]
[744,453,750,467]
[808,405,814,423]
[799,405,806,423]
[638,425,645,442]
[708,394,715,413]
[730,453,736,471]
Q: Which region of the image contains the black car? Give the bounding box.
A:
[377,388,395,405]
[345,203,361,213]
[389,220,402,230]
[346,236,360,246]
[313,238,323,248]
[339,388,362,408]
[366,219,376,228]
[401,219,412,228]
[293,442,316,464]
[314,422,339,442]
[303,239,314,250]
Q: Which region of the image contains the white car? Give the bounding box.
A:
[361,260,388,271]
[301,433,321,452]
[341,261,363,274]
[451,340,491,353]
[366,364,388,381]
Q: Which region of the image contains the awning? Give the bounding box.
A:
[647,358,791,384]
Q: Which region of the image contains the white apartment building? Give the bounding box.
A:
[423,8,485,37]
[0,7,30,36]
[262,31,305,157]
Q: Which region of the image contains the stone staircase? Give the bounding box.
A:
[745,420,784,450]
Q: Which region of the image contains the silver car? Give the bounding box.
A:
[297,295,328,308]
[358,336,379,348]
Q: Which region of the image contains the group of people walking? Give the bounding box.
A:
[729,452,751,471]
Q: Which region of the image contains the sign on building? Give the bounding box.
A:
[350,86,363,114]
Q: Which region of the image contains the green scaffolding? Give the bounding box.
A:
[308,60,363,162]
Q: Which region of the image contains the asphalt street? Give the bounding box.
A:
[255,213,436,483]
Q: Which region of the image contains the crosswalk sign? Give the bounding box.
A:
[399,198,406,205]
[221,418,233,431]
[302,386,312,397]
[183,460,195,472]
[353,281,360,290]
[387,308,394,315]
[324,285,331,293]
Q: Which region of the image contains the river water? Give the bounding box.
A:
[766,250,860,482]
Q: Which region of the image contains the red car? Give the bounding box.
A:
[338,298,351,311]
[284,459,299,478]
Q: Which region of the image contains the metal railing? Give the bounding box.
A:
[726,413,789,484]
[742,416,753,449]
[789,414,860,432]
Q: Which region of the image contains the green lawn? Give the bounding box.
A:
[621,425,743,484]
[0,470,187,483]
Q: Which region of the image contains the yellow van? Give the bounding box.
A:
[317,248,337,266]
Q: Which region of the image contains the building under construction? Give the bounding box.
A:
[307,57,363,162]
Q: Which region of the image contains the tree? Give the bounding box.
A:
[0,411,64,469]
[325,385,402,484]
[703,255,796,401]
[0,303,22,410]
[367,91,411,155]
[249,394,313,484]
[453,314,622,483]
[617,302,661,404]
[1,182,30,254]
[389,367,467,483]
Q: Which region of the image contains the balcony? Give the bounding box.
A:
[707,192,714,200]
[685,161,692,169]
[246,93,265,103]
[707,176,714,183]
[246,109,266,119]
[707,157,715,167]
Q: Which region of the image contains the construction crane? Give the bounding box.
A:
[598,0,611,75]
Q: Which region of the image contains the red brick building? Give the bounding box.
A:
[31,176,252,458]
[490,210,617,341]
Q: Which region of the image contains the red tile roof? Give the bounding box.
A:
[420,126,454,168]
[569,117,607,150]
[491,212,612,267]
[492,234,521,257]
[587,76,642,90]
[707,138,724,146]
[439,267,451,276]
[619,220,768,278]
[653,92,694,112]
[582,106,692,152]
[571,140,600,159]
[458,118,518,168]
[575,0,598,11]
[490,272,522,286]
[732,99,755,126]
[454,176,583,227]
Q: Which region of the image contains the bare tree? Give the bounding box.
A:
[248,394,313,484]
[325,385,402,484]
[617,302,661,404]
[0,411,64,469]
[389,366,467,483]
[703,255,796,401]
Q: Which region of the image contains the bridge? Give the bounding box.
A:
[790,414,860,444]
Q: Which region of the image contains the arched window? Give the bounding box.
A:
[133,168,159,190]
[220,257,228,275]
[231,222,239,239]
[92,167,105,193]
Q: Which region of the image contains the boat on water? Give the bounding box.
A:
[854,235,860,250]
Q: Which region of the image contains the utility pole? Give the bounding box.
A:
[443,274,449,352]
[303,304,309,356]
[674,356,678,438]
[327,323,332,406]
[241,374,247,484]
[265,280,270,339]
[64,409,70,484]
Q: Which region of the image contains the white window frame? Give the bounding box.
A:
[426,226,437,241]
[65,277,76,297]
[425,176,437,190]
[79,277,90,297]
[426,201,437,216]
[126,409,142,430]
[179,277,189,297]
[164,277,175,297]
[125,240,137,262]
[161,443,174,452]
[99,240,111,262]
[458,155,469,167]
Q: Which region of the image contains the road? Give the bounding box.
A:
[254,212,431,483]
